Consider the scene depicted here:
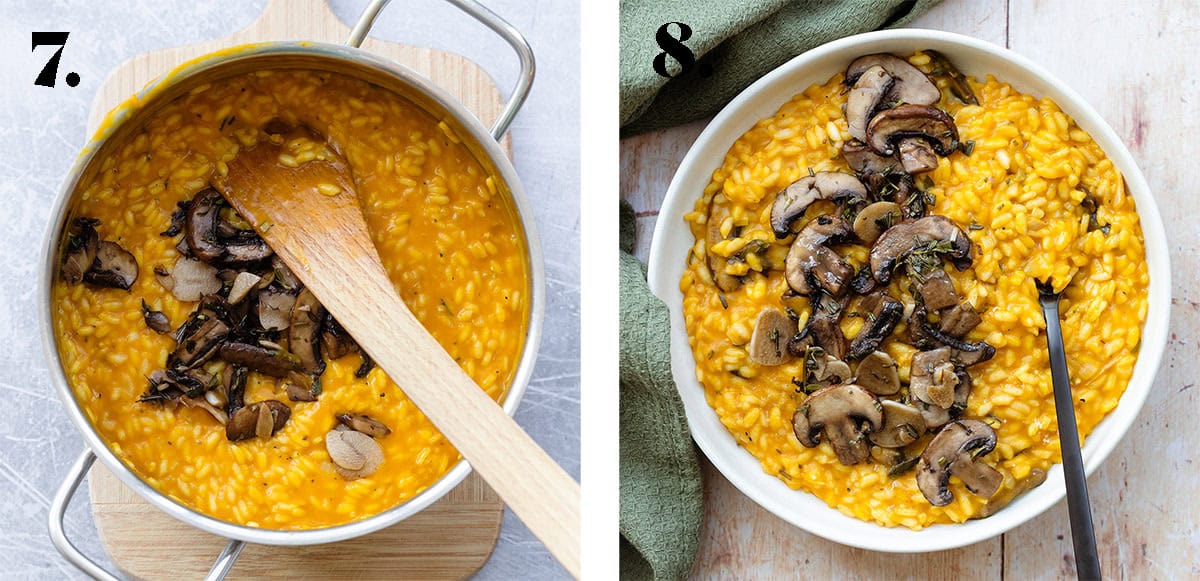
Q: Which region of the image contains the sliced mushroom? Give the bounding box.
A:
[910,348,959,409]
[869,401,926,448]
[870,216,973,284]
[290,288,326,374]
[866,104,958,158]
[845,65,895,142]
[842,140,900,176]
[770,173,867,238]
[940,302,983,338]
[222,364,247,416]
[845,53,941,106]
[848,264,877,295]
[973,468,1046,519]
[83,241,139,290]
[854,350,900,395]
[218,342,302,377]
[852,201,900,244]
[846,292,904,360]
[747,308,795,366]
[923,50,978,106]
[180,395,229,425]
[910,305,996,363]
[227,272,261,304]
[916,269,959,311]
[141,300,171,334]
[917,420,1003,506]
[169,300,230,368]
[61,218,100,284]
[285,380,318,402]
[897,137,940,174]
[257,287,297,331]
[320,314,363,360]
[792,384,884,465]
[336,413,392,438]
[326,428,384,479]
[785,215,854,297]
[705,198,742,293]
[226,400,291,441]
[185,189,226,261]
[156,257,223,302]
[788,316,847,361]
[808,351,852,384]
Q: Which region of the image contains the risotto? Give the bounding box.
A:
[680,51,1147,528]
[53,68,530,529]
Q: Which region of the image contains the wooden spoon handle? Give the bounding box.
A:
[304,257,580,577]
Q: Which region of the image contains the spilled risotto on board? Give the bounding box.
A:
[681,51,1147,528]
[53,69,529,529]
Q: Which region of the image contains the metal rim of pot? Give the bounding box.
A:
[39,1,542,579]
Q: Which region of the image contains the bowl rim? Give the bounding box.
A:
[646,28,1171,552]
[39,41,546,546]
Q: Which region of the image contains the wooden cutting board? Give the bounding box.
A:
[85,1,508,578]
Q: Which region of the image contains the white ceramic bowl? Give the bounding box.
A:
[646,29,1170,552]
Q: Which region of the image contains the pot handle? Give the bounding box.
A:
[345,0,535,141]
[49,449,248,581]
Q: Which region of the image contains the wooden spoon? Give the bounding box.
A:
[213,127,580,577]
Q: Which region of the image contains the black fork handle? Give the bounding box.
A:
[1043,297,1102,580]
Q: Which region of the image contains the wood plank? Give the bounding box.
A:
[1005,1,1200,577]
[84,1,513,578]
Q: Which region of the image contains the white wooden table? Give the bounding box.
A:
[621,1,1200,577]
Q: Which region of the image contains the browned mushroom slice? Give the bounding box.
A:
[845,65,895,142]
[226,400,291,441]
[852,201,900,244]
[923,50,978,106]
[842,140,900,176]
[910,305,996,363]
[866,105,959,158]
[61,217,100,284]
[326,428,384,479]
[785,215,854,297]
[336,413,392,438]
[940,302,983,338]
[788,316,847,362]
[320,314,362,360]
[792,384,884,465]
[973,468,1047,519]
[917,420,1003,506]
[910,347,959,409]
[83,241,139,290]
[169,299,231,368]
[870,216,973,284]
[222,364,248,416]
[869,401,927,448]
[156,257,223,302]
[916,269,959,311]
[747,308,795,366]
[846,292,904,360]
[897,137,940,174]
[806,349,852,386]
[185,189,226,261]
[770,173,867,238]
[218,342,301,377]
[845,53,941,106]
[285,381,317,402]
[141,300,171,334]
[704,198,743,293]
[854,350,900,395]
[290,288,326,374]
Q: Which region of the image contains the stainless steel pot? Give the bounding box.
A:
[40,1,541,579]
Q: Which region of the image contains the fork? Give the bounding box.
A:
[1036,277,1102,580]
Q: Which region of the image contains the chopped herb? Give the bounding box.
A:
[777,468,793,481]
[707,350,715,360]
[260,222,273,233]
[807,166,816,177]
[718,293,729,309]
[969,220,984,231]
[784,307,800,320]
[960,140,976,156]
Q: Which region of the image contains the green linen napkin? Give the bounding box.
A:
[620,201,703,580]
[620,0,942,134]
